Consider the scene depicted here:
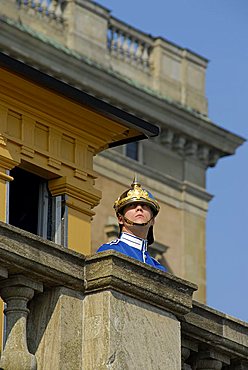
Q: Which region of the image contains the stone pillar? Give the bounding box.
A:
[65,0,110,66]
[181,50,208,115]
[0,275,43,370]
[152,38,182,103]
[27,287,84,370]
[84,251,197,369]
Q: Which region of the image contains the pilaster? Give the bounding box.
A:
[65,0,110,66]
[48,176,101,253]
[0,155,18,223]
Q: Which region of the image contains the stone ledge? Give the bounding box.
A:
[0,222,85,290]
[85,251,197,318]
[0,222,196,319]
[182,300,248,360]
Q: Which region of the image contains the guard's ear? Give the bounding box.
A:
[117,213,124,225]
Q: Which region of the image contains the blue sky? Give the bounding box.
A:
[97,0,248,322]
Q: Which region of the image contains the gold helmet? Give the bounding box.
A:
[114,178,160,216]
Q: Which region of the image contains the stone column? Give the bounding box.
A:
[0,275,43,370]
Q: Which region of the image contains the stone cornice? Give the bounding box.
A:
[182,300,248,360]
[155,128,223,168]
[85,251,197,318]
[0,17,244,160]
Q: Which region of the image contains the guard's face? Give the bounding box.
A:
[118,203,154,226]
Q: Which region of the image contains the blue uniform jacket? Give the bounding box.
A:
[97,232,166,272]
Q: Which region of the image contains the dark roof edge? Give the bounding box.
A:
[0,52,160,140]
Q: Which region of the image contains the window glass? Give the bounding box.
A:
[126,142,138,160]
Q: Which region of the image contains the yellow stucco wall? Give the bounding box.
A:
[0,67,142,254]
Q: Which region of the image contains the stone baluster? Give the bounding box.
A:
[116,30,123,58]
[122,33,130,62]
[129,38,138,65]
[181,337,198,370]
[54,0,63,21]
[48,0,57,18]
[0,275,43,370]
[142,43,150,69]
[194,349,230,370]
[40,0,48,13]
[108,26,114,51]
[182,346,192,370]
[135,41,144,65]
[110,27,118,56]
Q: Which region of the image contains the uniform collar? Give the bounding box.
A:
[120,232,148,251]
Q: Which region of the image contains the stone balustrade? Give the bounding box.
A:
[108,17,153,71]
[181,302,248,369]
[0,222,247,369]
[0,0,208,115]
[16,0,65,22]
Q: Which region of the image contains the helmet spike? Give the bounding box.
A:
[132,173,140,188]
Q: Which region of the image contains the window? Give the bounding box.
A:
[8,167,67,246]
[126,142,138,160]
[125,142,142,162]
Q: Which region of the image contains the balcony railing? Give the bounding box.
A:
[17,0,66,22]
[108,17,153,72]
[0,222,247,369]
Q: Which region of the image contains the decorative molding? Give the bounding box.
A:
[156,128,222,168]
[48,176,101,213]
[182,301,248,360]
[0,171,14,182]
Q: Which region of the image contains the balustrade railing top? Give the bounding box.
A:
[17,0,66,22]
[108,17,154,71]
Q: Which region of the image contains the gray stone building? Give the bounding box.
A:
[0,1,247,369]
[0,0,244,303]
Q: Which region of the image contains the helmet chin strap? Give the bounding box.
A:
[123,215,153,227]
